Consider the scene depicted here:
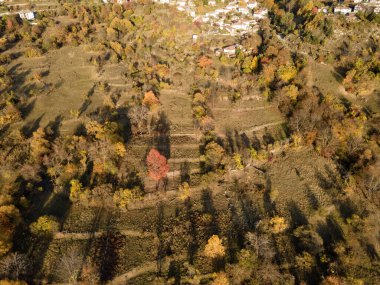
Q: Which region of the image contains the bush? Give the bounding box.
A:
[30,215,59,236]
[24,48,42,58]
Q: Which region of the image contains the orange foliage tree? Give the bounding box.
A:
[198,56,213,69]
[142,91,159,110]
[146,148,169,181]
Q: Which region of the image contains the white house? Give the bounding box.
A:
[201,15,210,22]
[231,19,251,30]
[222,44,243,57]
[188,10,196,17]
[253,8,268,19]
[319,6,329,14]
[208,0,217,6]
[159,0,170,3]
[226,4,237,11]
[247,1,258,9]
[237,7,251,15]
[19,11,35,20]
[215,8,228,14]
[353,0,363,3]
[353,4,365,12]
[374,6,380,13]
[177,0,187,7]
[334,6,352,14]
[192,34,198,42]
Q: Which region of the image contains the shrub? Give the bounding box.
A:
[24,48,42,58]
[30,215,59,236]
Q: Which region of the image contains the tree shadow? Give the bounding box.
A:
[156,202,165,276]
[360,240,379,261]
[18,98,36,119]
[251,133,261,150]
[227,202,244,263]
[264,174,275,217]
[316,215,345,252]
[234,130,242,152]
[79,85,95,116]
[44,115,63,141]
[201,188,219,236]
[180,161,190,184]
[225,129,235,154]
[305,185,319,211]
[154,111,171,159]
[287,200,308,230]
[94,230,124,282]
[167,260,181,285]
[240,132,250,148]
[185,199,198,264]
[114,106,132,144]
[22,114,44,137]
[263,130,275,146]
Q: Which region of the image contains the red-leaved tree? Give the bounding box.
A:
[146,148,169,181]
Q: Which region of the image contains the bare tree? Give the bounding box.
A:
[245,232,274,261]
[56,249,82,284]
[0,252,29,280]
[364,173,380,198]
[129,105,149,134]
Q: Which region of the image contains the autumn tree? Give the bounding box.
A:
[204,142,225,171]
[142,91,159,110]
[198,56,213,69]
[146,149,169,182]
[277,65,297,82]
[30,128,50,161]
[29,215,60,237]
[204,235,226,259]
[269,216,288,234]
[212,272,230,285]
[0,205,21,256]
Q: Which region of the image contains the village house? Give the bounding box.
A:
[188,10,196,17]
[19,11,35,21]
[208,0,217,6]
[222,44,244,57]
[253,8,268,19]
[231,19,251,31]
[334,6,352,14]
[247,1,258,9]
[353,4,365,12]
[318,6,329,14]
[237,7,251,15]
[353,0,363,3]
[214,48,222,56]
[176,0,187,7]
[374,6,380,13]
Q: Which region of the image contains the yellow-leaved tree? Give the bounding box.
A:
[204,235,226,259]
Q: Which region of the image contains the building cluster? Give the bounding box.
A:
[319,0,380,16]
[153,0,268,36]
[18,11,35,21]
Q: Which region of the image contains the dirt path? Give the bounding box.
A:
[213,106,276,112]
[109,254,186,285]
[168,157,200,163]
[53,229,155,240]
